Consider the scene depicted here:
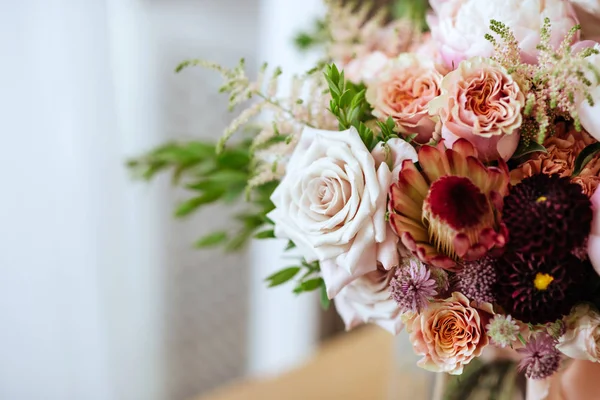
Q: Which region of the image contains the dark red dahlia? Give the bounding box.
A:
[495,252,590,324]
[503,174,592,257]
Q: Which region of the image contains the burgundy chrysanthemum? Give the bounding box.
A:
[495,252,589,324]
[517,333,561,380]
[454,257,497,304]
[503,174,593,257]
[390,259,438,313]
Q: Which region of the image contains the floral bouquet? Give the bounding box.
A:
[129,0,600,399]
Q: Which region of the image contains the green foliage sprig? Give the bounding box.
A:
[324,64,379,149]
[127,137,276,251]
[264,259,330,310]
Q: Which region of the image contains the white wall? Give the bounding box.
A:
[0,1,328,399]
[0,1,166,399]
[248,0,326,377]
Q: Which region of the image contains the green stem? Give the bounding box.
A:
[255,92,316,128]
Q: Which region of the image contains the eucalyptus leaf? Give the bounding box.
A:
[573,142,600,176]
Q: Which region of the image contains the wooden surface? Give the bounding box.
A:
[196,327,431,400]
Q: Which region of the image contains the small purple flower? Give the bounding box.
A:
[389,259,437,313]
[517,332,561,380]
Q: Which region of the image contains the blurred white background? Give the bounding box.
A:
[0,0,326,399]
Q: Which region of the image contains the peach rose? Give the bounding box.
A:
[406,292,493,374]
[511,125,600,196]
[366,53,442,143]
[429,57,525,162]
[557,304,600,362]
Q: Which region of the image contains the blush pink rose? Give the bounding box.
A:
[428,0,579,68]
[334,266,405,334]
[428,57,525,162]
[589,187,600,276]
[366,53,443,143]
[570,0,600,41]
[344,51,389,85]
[406,292,493,374]
[557,304,600,362]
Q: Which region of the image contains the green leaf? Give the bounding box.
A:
[265,267,301,287]
[319,283,330,310]
[174,190,225,218]
[186,180,220,192]
[294,277,324,294]
[224,228,253,252]
[404,133,418,143]
[512,141,548,159]
[194,231,228,248]
[284,240,296,251]
[216,149,250,169]
[573,142,600,176]
[254,229,275,239]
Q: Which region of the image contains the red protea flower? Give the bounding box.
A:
[388,139,509,270]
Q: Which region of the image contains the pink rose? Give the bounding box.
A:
[406,292,493,374]
[344,51,389,85]
[334,267,405,334]
[557,304,600,362]
[428,0,578,68]
[409,33,450,75]
[570,0,600,41]
[589,187,600,276]
[428,57,525,162]
[366,53,443,143]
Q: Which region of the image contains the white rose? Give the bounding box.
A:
[371,138,419,184]
[334,267,404,334]
[428,0,578,68]
[269,127,385,298]
[557,304,600,362]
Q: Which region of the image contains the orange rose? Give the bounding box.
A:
[406,292,493,374]
[510,125,600,196]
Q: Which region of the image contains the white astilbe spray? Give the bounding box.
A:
[175,58,337,190]
[486,19,600,144]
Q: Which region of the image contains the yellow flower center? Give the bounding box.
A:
[534,273,554,291]
[536,196,548,203]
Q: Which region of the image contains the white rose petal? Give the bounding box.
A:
[334,267,405,334]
